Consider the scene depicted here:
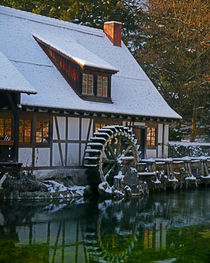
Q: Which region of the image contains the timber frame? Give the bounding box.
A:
[0,101,173,174]
[0,104,173,171]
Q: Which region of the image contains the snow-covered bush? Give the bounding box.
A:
[169,141,210,158]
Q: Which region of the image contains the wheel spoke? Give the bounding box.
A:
[123,145,132,156]
[104,164,116,180]
[104,149,111,159]
[108,144,116,159]
[103,163,115,177]
[116,137,122,156]
[103,159,115,164]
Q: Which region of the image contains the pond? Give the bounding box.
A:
[0,189,210,263]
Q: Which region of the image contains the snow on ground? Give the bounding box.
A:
[42,180,85,197]
[185,176,196,181]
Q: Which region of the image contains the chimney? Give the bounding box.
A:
[104,21,122,47]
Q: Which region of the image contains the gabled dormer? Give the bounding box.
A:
[34,34,118,103]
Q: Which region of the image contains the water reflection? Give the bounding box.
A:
[0,190,210,263]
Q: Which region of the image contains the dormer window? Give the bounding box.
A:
[97,76,108,97]
[82,74,93,95]
[34,35,118,103]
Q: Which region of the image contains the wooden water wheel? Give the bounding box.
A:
[84,126,139,185]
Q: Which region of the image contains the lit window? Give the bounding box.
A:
[82,74,93,95]
[19,120,31,143]
[36,120,50,143]
[0,118,12,141]
[97,76,108,97]
[146,127,156,146]
[95,123,106,133]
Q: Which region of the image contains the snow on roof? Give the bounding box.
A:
[0,5,181,119]
[34,34,118,72]
[0,52,37,94]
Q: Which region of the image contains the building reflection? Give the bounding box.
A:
[0,190,210,263]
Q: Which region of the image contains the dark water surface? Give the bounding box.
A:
[0,189,210,263]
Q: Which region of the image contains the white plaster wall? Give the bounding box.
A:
[52,143,65,166]
[53,116,66,140]
[134,122,145,126]
[164,124,169,157]
[68,117,79,140]
[158,124,163,158]
[53,116,56,139]
[19,148,32,167]
[35,148,50,167]
[81,118,93,140]
[57,116,66,139]
[146,149,157,159]
[67,143,79,165]
[81,143,86,161]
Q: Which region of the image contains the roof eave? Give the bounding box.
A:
[0,87,37,95]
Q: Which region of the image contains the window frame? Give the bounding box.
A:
[97,75,108,97]
[82,73,94,96]
[19,119,32,144]
[81,71,112,102]
[35,116,52,147]
[18,113,52,147]
[146,126,157,147]
[0,115,13,145]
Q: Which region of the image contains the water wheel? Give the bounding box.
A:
[84,125,139,185]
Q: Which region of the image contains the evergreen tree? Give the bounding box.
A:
[1,0,141,45]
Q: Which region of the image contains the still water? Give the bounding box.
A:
[0,189,210,263]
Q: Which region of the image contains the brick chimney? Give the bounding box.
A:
[104,21,122,47]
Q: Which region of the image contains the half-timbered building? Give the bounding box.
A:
[0,6,181,179]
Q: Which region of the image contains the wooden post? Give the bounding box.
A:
[7,93,20,162]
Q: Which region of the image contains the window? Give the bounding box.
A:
[95,123,106,133]
[146,127,156,146]
[95,122,121,133]
[82,74,93,95]
[97,76,108,97]
[36,120,50,144]
[19,120,31,143]
[0,118,12,141]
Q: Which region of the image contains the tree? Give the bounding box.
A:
[134,0,209,141]
[1,0,141,46]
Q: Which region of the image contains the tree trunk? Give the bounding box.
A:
[190,105,197,142]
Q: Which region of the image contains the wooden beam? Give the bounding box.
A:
[7,93,20,162]
[65,116,68,166]
[79,117,82,165]
[55,116,64,166]
[82,118,92,165]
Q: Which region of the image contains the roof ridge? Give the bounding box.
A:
[0,5,104,37]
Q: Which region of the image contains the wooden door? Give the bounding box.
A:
[133,126,146,159]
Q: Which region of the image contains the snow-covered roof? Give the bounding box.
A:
[0,52,37,94]
[0,5,181,120]
[34,35,118,72]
